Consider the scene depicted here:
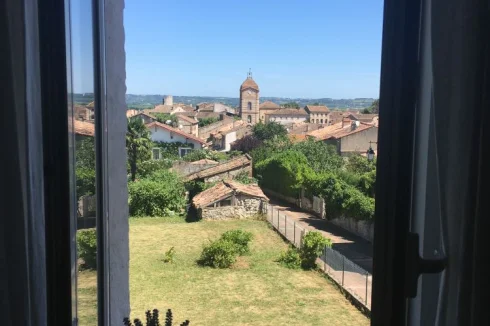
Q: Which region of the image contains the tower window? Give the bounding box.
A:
[247,115,252,123]
[248,102,252,110]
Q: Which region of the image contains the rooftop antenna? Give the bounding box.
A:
[248,68,252,78]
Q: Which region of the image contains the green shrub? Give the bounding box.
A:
[77,228,97,270]
[300,231,332,270]
[198,239,237,268]
[163,247,176,263]
[153,141,194,159]
[129,171,186,217]
[220,230,253,255]
[137,159,173,178]
[278,247,302,269]
[255,150,314,197]
[76,167,96,197]
[233,171,257,185]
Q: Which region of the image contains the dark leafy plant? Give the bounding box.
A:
[123,309,190,326]
[127,118,152,181]
[197,239,237,268]
[230,134,263,153]
[77,228,97,270]
[220,230,253,255]
[300,231,332,269]
[163,247,176,263]
[128,170,186,217]
[233,171,257,185]
[278,246,302,269]
[252,121,288,141]
[198,116,220,127]
[152,113,178,127]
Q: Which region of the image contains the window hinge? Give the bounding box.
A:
[405,232,447,298]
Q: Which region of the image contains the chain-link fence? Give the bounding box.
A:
[266,204,372,310]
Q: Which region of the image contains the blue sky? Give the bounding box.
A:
[72,0,384,98]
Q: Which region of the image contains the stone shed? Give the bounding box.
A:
[192,180,269,220]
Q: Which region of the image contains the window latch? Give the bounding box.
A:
[405,232,447,298]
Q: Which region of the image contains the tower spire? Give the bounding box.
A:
[248,68,252,79]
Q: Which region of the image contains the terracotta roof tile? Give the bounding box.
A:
[185,155,252,181]
[73,119,95,137]
[176,114,198,124]
[146,121,206,144]
[305,105,330,113]
[307,121,375,140]
[192,180,268,208]
[240,77,259,91]
[259,101,281,110]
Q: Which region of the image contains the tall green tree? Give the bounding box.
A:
[292,138,343,172]
[252,122,288,141]
[126,118,152,181]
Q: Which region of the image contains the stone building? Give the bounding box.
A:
[307,119,378,156]
[239,71,260,124]
[304,105,330,124]
[192,180,269,220]
[258,101,281,122]
[263,108,309,125]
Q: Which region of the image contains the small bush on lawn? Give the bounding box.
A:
[198,239,237,268]
[300,231,332,269]
[77,228,97,270]
[220,229,253,255]
[123,308,190,326]
[163,247,176,263]
[278,246,302,269]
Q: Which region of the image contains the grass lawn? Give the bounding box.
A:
[78,217,369,325]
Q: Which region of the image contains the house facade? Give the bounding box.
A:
[264,108,309,125]
[192,180,269,220]
[146,121,206,149]
[258,101,281,122]
[304,105,330,124]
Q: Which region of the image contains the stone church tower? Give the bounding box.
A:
[239,70,260,125]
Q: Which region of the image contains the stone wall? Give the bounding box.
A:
[329,217,374,242]
[200,196,266,220]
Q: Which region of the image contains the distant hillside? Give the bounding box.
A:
[72,93,375,110]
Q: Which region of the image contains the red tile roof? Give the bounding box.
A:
[73,119,95,137]
[305,105,330,113]
[307,121,375,140]
[176,114,198,124]
[240,77,259,91]
[192,180,268,208]
[185,155,252,181]
[146,121,206,144]
[259,101,281,110]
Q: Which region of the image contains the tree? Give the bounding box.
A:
[75,137,96,198]
[345,154,376,174]
[126,118,152,181]
[292,138,343,172]
[230,134,263,153]
[252,121,288,141]
[363,99,379,114]
[198,117,220,127]
[152,113,178,127]
[283,102,300,109]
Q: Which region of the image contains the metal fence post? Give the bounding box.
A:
[293,221,296,245]
[365,272,369,305]
[285,214,287,238]
[324,246,327,272]
[342,256,345,286]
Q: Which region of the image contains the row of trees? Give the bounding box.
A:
[232,122,376,220]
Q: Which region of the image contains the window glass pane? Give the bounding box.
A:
[122,0,382,324]
[67,0,98,324]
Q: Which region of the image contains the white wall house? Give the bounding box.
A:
[146,121,206,149]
